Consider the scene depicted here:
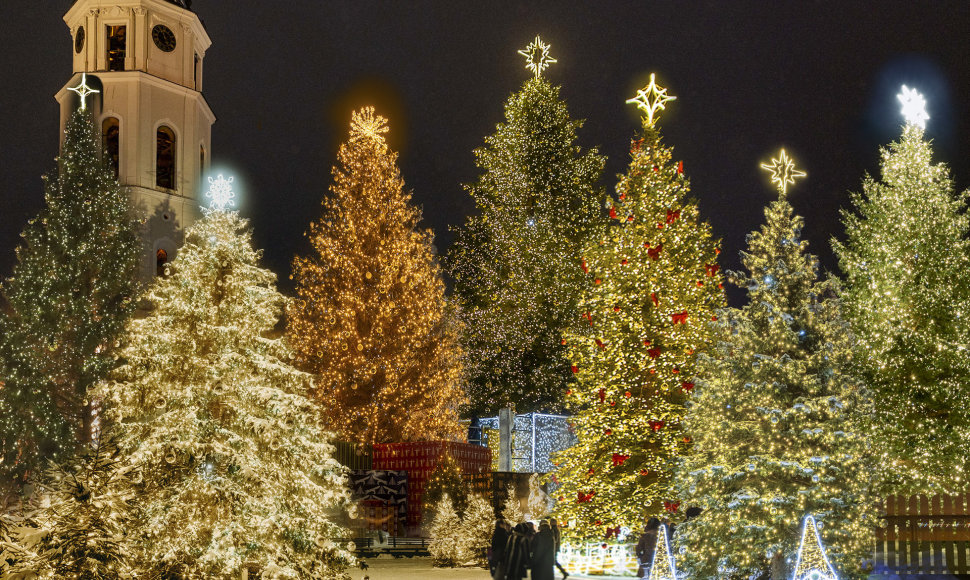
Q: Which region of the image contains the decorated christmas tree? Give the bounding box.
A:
[0,105,140,481]
[428,494,463,567]
[677,158,874,578]
[447,37,606,415]
[95,188,355,578]
[552,76,724,540]
[424,453,470,518]
[833,86,970,491]
[502,483,525,525]
[289,107,465,446]
[459,494,497,566]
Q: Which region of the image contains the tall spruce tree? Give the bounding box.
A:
[551,79,724,540]
[447,43,606,416]
[0,108,140,481]
[288,108,465,446]
[833,93,970,492]
[678,185,874,579]
[95,199,355,578]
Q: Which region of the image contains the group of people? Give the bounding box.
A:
[489,518,568,580]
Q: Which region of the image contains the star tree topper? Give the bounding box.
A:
[898,84,929,129]
[792,515,838,580]
[760,148,806,196]
[205,174,236,212]
[518,35,557,79]
[349,106,389,145]
[67,73,100,111]
[627,73,676,127]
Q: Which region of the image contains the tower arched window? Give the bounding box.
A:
[102,118,120,178]
[156,249,169,277]
[200,144,206,175]
[156,126,176,189]
[106,25,126,71]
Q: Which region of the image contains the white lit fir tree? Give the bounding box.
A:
[552,77,725,540]
[447,37,607,416]
[677,160,874,579]
[460,494,497,566]
[502,483,525,525]
[0,104,140,482]
[833,86,970,492]
[288,107,465,446]
[428,494,463,567]
[94,187,355,578]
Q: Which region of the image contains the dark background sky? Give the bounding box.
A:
[1,2,969,304]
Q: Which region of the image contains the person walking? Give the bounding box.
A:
[490,519,512,579]
[531,520,557,580]
[549,518,568,579]
[635,518,660,578]
[502,522,533,580]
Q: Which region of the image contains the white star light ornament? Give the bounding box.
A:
[898,85,929,129]
[761,149,806,196]
[67,73,100,111]
[627,74,676,127]
[205,174,236,212]
[518,35,557,79]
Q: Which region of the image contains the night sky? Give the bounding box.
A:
[1,2,969,304]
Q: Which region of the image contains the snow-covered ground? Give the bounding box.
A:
[346,557,628,580]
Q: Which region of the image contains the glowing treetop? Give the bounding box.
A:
[760,148,806,196]
[205,174,235,212]
[349,106,389,145]
[648,525,677,580]
[518,35,557,79]
[67,73,100,111]
[626,73,676,127]
[792,516,838,580]
[898,85,929,129]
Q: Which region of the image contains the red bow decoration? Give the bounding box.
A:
[605,526,621,539]
[672,367,680,374]
[627,215,634,222]
[582,311,592,324]
[649,420,665,432]
[664,501,680,513]
[598,389,606,403]
[652,166,659,173]
[666,209,680,224]
[651,293,659,306]
[647,244,663,260]
[681,381,695,393]
[677,161,684,174]
[631,138,644,152]
[582,259,589,274]
[609,206,618,219]
[571,365,579,374]
[705,263,720,277]
[647,347,662,359]
[639,469,651,476]
[611,453,630,467]
[619,192,627,201]
[577,491,596,503]
[595,339,606,350]
[671,311,689,324]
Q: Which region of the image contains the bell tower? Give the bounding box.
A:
[56,0,215,281]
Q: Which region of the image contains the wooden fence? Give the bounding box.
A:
[874,493,970,576]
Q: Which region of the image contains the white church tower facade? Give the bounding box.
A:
[56,0,215,280]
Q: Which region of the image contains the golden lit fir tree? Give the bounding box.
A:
[677,185,875,579]
[447,41,606,416]
[289,108,465,446]
[833,95,970,493]
[423,453,471,518]
[551,78,724,540]
[0,109,140,481]
[95,199,355,578]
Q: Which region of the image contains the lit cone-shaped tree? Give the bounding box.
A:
[552,78,725,540]
[677,168,875,579]
[428,494,462,566]
[289,108,465,446]
[0,108,140,480]
[95,194,355,578]
[423,453,470,518]
[447,40,606,416]
[833,91,970,492]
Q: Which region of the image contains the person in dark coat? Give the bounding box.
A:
[490,519,512,578]
[502,522,533,580]
[530,520,557,580]
[636,518,661,578]
[549,518,568,579]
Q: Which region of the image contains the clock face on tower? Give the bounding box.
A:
[152,25,177,52]
[74,26,85,54]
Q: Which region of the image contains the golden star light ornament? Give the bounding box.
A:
[67,73,100,111]
[518,35,557,79]
[626,73,676,127]
[760,148,806,196]
[349,106,389,144]
[898,84,929,129]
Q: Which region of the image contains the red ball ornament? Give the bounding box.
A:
[605,429,613,436]
[609,206,618,219]
[594,278,602,285]
[624,391,632,398]
[571,365,579,374]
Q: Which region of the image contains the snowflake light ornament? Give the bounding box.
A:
[898,85,929,129]
[205,174,236,212]
[627,73,676,127]
[518,35,557,79]
[349,106,389,144]
[761,148,806,196]
[792,515,838,580]
[67,73,100,111]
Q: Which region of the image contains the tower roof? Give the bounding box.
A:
[72,0,193,10]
